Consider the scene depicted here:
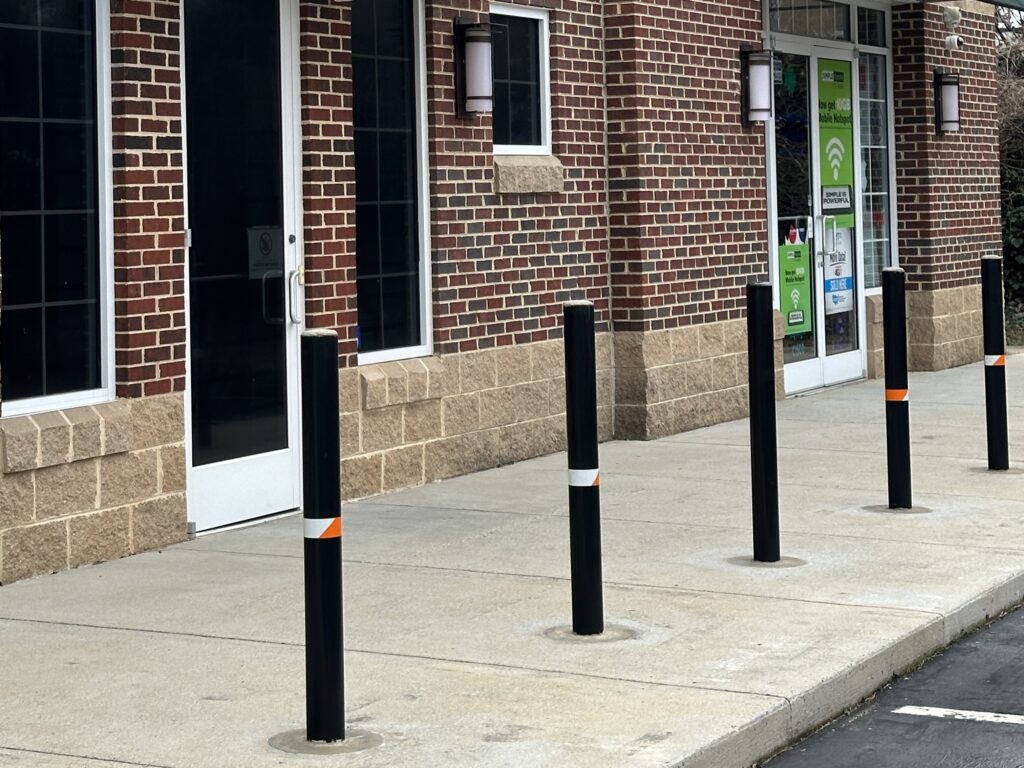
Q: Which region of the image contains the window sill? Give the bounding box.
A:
[357,355,449,411]
[0,388,114,420]
[0,397,130,474]
[493,154,564,195]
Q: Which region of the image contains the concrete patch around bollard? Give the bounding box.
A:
[967,466,1024,475]
[726,556,808,569]
[542,623,639,643]
[859,505,933,515]
[268,727,383,755]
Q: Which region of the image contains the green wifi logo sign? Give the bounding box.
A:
[826,137,845,182]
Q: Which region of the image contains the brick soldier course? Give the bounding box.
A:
[0,0,1003,584]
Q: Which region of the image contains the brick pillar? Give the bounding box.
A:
[299,0,359,367]
[604,0,768,439]
[110,0,187,397]
[892,2,1001,371]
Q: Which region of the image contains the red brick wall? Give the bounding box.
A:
[426,0,611,354]
[892,4,1001,292]
[296,0,611,361]
[299,0,359,367]
[110,0,187,397]
[604,0,767,333]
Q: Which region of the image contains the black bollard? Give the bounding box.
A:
[982,256,1010,471]
[747,283,780,562]
[301,330,345,743]
[563,301,603,635]
[882,268,913,509]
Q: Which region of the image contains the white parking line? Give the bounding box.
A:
[893,706,1024,726]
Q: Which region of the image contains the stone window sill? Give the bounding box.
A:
[0,402,131,474]
[358,357,450,411]
[493,155,565,195]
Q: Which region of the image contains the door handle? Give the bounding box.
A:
[260,270,284,325]
[818,216,840,260]
[288,267,304,325]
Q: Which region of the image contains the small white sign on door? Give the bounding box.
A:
[247,226,284,279]
[825,227,854,316]
[822,186,852,212]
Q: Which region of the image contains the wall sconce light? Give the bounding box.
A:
[455,18,493,118]
[934,71,961,135]
[741,45,773,125]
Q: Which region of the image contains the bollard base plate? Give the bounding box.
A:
[727,556,807,569]
[860,505,932,515]
[269,728,382,756]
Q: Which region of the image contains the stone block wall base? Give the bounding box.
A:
[338,337,615,501]
[612,315,785,441]
[907,285,983,372]
[0,393,187,586]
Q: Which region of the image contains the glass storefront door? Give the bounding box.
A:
[772,47,866,394]
[184,0,303,531]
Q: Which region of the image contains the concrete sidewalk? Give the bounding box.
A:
[1,357,1022,768]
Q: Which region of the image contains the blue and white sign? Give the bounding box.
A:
[824,227,854,315]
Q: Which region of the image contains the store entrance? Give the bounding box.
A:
[771,47,866,394]
[184,0,303,531]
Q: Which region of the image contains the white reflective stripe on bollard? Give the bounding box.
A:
[304,517,342,539]
[568,468,600,487]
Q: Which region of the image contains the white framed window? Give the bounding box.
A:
[0,0,115,417]
[352,0,432,366]
[489,2,552,156]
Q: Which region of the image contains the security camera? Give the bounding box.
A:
[945,34,965,50]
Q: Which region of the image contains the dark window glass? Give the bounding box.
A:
[0,29,40,118]
[185,0,289,466]
[352,0,421,354]
[353,131,378,201]
[42,29,94,119]
[381,274,419,349]
[377,131,414,201]
[380,203,417,274]
[491,14,542,147]
[0,0,101,403]
[43,122,95,210]
[45,212,97,301]
[40,0,92,31]
[0,122,41,211]
[377,57,414,129]
[356,278,382,352]
[374,0,410,58]
[769,0,851,41]
[45,301,97,392]
[0,1,37,25]
[1,214,42,305]
[355,204,380,276]
[2,309,43,400]
[857,7,886,48]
